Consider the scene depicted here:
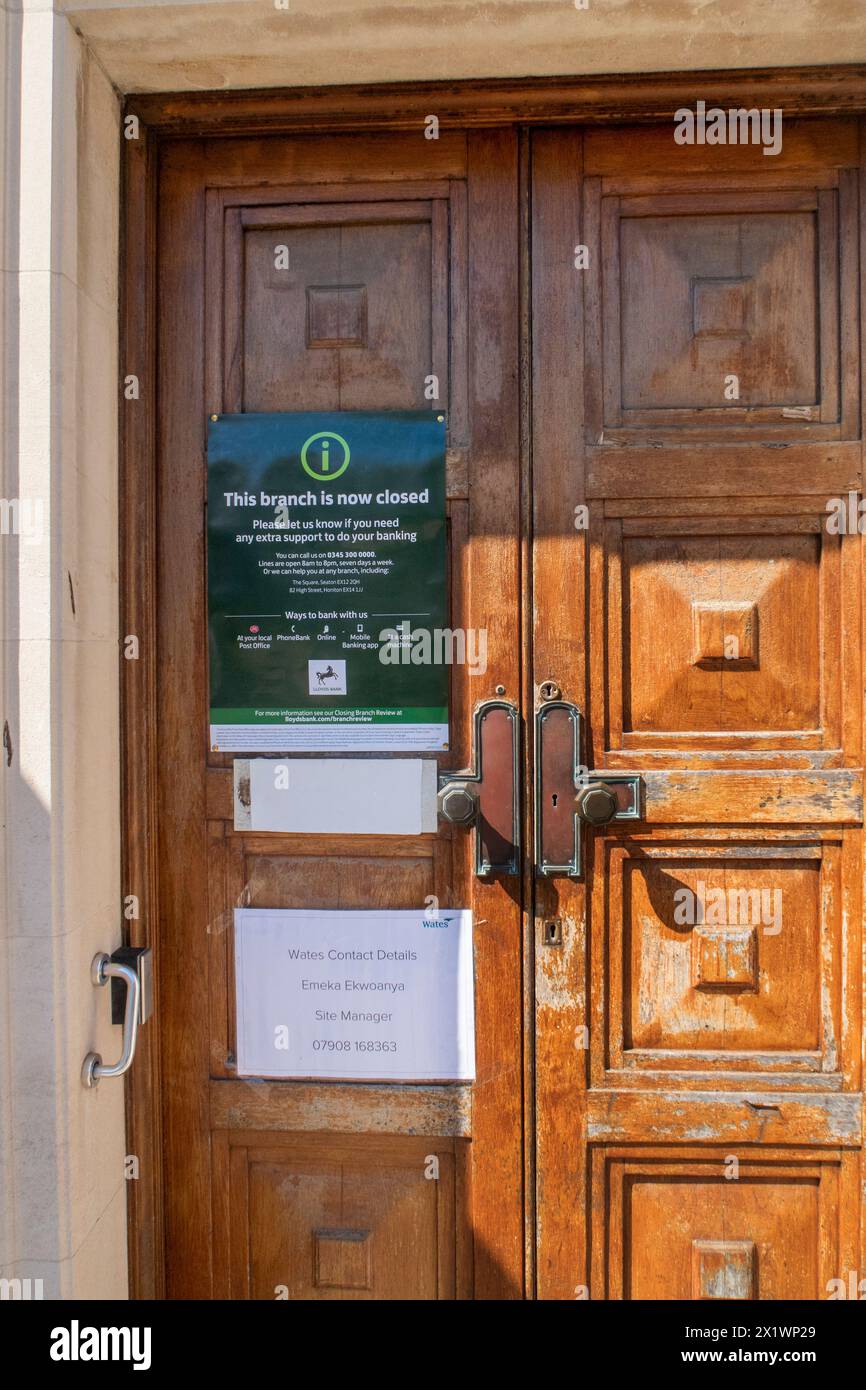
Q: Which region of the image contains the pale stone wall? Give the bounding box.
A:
[0,5,125,1299]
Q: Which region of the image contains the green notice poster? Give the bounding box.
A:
[207,411,448,751]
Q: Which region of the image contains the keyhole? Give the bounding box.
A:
[551,793,558,807]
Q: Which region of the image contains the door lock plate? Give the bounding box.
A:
[542,917,563,946]
[438,699,520,877]
[535,699,641,877]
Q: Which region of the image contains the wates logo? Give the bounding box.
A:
[300,431,351,483]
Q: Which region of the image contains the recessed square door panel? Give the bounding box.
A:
[624,530,820,736]
[587,175,858,443]
[242,216,434,411]
[206,190,459,423]
[593,1149,849,1300]
[616,849,832,1072]
[596,841,850,1084]
[620,208,817,411]
[221,1135,458,1299]
[599,512,851,756]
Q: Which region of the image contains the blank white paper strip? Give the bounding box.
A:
[242,756,437,835]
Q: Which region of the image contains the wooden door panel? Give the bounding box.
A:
[594,839,852,1085]
[235,204,442,412]
[218,1135,461,1301]
[622,525,817,733]
[208,183,457,438]
[620,529,822,738]
[533,121,864,1300]
[591,1148,858,1301]
[584,153,861,498]
[595,504,858,764]
[608,194,838,422]
[584,126,859,454]
[156,131,523,1299]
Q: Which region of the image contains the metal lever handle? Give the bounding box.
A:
[82,953,141,1088]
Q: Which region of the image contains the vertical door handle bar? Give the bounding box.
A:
[81,953,141,1088]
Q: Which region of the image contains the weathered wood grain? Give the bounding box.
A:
[640,769,862,823]
[587,1090,861,1147]
[210,1079,472,1137]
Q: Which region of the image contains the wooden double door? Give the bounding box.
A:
[147,116,864,1298]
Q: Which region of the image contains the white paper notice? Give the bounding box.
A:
[234,908,475,1082]
[247,757,437,836]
